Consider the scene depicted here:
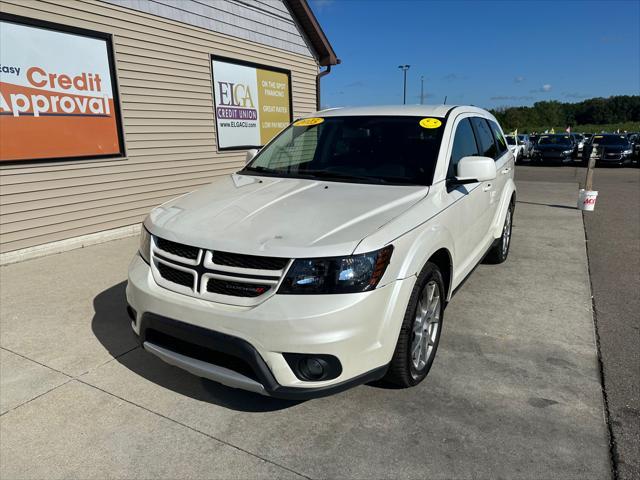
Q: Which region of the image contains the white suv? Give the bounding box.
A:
[127,105,516,399]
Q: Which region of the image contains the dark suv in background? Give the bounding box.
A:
[530,134,575,164]
[582,134,634,166]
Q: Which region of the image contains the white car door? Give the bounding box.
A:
[443,116,494,279]
[487,119,514,212]
[469,118,507,241]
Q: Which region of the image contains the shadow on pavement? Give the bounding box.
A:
[91,281,302,412]
[516,200,578,210]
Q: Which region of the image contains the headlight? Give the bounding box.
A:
[622,149,633,155]
[139,225,151,264]
[278,246,393,294]
[562,149,573,155]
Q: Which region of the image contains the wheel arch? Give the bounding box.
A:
[493,180,517,239]
[426,248,453,302]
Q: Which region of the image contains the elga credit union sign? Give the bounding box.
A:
[212,57,292,150]
[0,17,123,162]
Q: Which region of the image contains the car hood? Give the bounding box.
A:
[146,173,428,258]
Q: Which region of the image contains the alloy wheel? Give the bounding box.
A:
[502,208,512,257]
[411,280,441,374]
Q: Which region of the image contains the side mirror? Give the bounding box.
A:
[245,148,258,164]
[456,156,497,183]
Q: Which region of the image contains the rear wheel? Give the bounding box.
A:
[485,201,514,264]
[384,263,444,387]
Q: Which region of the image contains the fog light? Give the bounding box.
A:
[283,353,342,382]
[300,358,326,380]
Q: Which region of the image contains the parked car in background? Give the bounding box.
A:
[582,134,634,166]
[626,133,640,159]
[529,134,539,146]
[517,134,532,157]
[505,135,523,161]
[127,105,516,398]
[571,133,585,157]
[530,134,575,165]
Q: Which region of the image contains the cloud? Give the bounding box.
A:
[490,95,535,101]
[529,84,552,93]
[600,35,625,44]
[514,76,525,83]
[442,73,468,82]
[310,0,334,12]
[563,92,590,99]
[345,81,365,88]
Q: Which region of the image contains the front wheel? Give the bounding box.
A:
[384,262,444,387]
[485,201,514,264]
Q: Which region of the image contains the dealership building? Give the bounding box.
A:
[0,0,338,263]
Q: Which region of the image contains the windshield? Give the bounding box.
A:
[505,136,516,145]
[242,116,446,185]
[592,135,629,146]
[538,135,572,146]
[517,135,526,141]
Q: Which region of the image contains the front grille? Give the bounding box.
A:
[157,263,194,288]
[211,251,288,270]
[151,235,288,303]
[145,329,259,381]
[207,278,271,297]
[156,238,199,260]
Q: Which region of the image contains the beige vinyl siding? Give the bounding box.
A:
[0,0,319,253]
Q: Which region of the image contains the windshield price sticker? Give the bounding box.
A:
[293,117,324,127]
[419,118,442,129]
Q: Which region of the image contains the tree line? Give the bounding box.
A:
[489,95,640,132]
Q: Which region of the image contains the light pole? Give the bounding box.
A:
[398,65,410,104]
[420,75,424,105]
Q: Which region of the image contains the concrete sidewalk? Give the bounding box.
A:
[0,180,611,479]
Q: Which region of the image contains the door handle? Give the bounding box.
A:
[501,167,512,174]
[483,183,493,192]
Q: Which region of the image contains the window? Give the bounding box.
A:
[471,117,498,159]
[245,116,447,185]
[448,118,479,177]
[489,120,508,156]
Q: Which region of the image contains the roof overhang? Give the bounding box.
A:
[286,0,340,66]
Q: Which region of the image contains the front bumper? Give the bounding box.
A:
[591,154,633,166]
[126,254,415,398]
[531,153,573,164]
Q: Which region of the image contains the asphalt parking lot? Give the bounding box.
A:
[516,163,640,480]
[0,177,614,479]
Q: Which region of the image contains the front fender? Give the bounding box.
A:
[381,222,455,301]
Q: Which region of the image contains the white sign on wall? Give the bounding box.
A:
[211,57,292,150]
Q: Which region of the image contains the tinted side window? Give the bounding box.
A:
[488,120,508,157]
[471,117,497,159]
[448,118,479,177]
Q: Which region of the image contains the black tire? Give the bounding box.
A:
[384,262,444,387]
[485,201,514,264]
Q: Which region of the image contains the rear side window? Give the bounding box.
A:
[471,117,498,159]
[448,118,479,177]
[488,120,508,156]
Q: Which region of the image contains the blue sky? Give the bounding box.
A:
[310,0,640,110]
